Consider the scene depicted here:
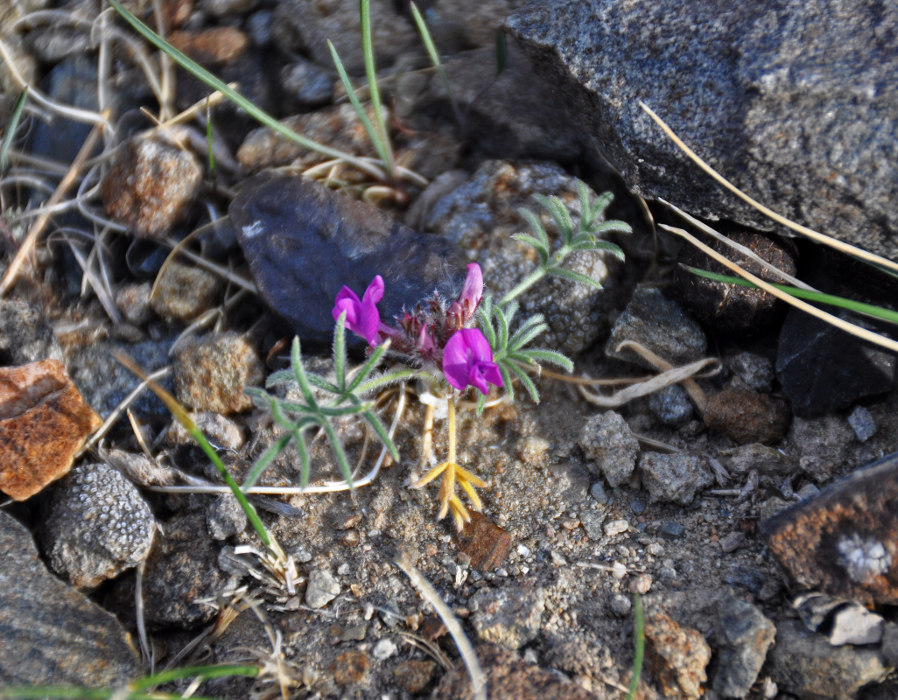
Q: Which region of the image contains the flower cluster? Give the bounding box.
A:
[332,263,502,397]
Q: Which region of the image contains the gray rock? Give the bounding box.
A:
[423,43,582,163]
[647,384,693,427]
[713,592,776,698]
[142,512,234,627]
[721,443,797,478]
[470,585,545,650]
[280,59,334,109]
[848,405,877,443]
[173,332,264,414]
[605,287,706,370]
[506,0,898,261]
[0,300,64,365]
[230,172,467,346]
[727,352,776,393]
[639,452,713,505]
[305,569,341,608]
[40,463,155,590]
[423,160,629,354]
[882,623,898,668]
[0,510,141,685]
[205,494,248,540]
[789,416,854,483]
[270,0,416,74]
[769,620,889,700]
[424,0,531,50]
[580,509,606,540]
[578,411,639,488]
[167,411,245,451]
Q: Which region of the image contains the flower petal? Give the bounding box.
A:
[458,263,483,316]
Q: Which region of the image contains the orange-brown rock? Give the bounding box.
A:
[454,511,513,571]
[0,360,101,501]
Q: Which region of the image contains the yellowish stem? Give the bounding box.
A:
[447,397,456,464]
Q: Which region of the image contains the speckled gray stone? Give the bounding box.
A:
[40,463,156,590]
[470,585,545,650]
[423,160,629,354]
[0,510,141,685]
[579,411,639,488]
[714,592,776,697]
[647,384,693,427]
[506,0,898,260]
[0,300,64,365]
[639,452,713,506]
[605,287,706,370]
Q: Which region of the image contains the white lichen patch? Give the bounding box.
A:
[241,220,265,239]
[836,533,892,583]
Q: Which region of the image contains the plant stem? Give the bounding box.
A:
[499,267,547,306]
[447,396,456,464]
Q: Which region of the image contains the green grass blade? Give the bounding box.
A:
[132,664,260,691]
[0,87,27,175]
[327,39,392,173]
[626,594,645,700]
[684,267,898,326]
[107,0,386,180]
[410,2,462,125]
[359,0,395,177]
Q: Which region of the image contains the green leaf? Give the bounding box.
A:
[361,407,399,461]
[517,207,550,251]
[505,360,540,404]
[305,373,341,394]
[511,233,550,261]
[353,367,420,394]
[294,425,312,487]
[507,318,546,352]
[0,88,27,175]
[264,368,294,387]
[321,419,353,487]
[290,337,318,409]
[518,348,574,372]
[345,340,388,394]
[242,433,292,490]
[585,190,614,222]
[586,219,633,237]
[497,363,514,400]
[548,267,604,289]
[333,310,348,392]
[495,303,510,350]
[546,195,575,244]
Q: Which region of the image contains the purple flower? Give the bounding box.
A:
[332,275,384,345]
[447,263,483,329]
[442,328,503,395]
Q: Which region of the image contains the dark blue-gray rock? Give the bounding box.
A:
[40,463,156,590]
[506,0,898,260]
[848,405,877,442]
[727,351,776,393]
[67,338,175,418]
[777,308,897,417]
[229,172,466,345]
[647,384,693,427]
[713,592,775,698]
[280,59,334,110]
[0,510,141,685]
[606,287,706,370]
[769,620,889,700]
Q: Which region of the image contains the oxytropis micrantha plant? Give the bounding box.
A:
[247,182,632,529]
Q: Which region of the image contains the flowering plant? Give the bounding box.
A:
[246,181,631,529]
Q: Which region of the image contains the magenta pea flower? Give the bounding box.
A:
[442,328,503,395]
[332,275,384,346]
[447,263,483,329]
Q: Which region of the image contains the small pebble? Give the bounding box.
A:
[305,569,340,609]
[612,561,628,579]
[610,593,632,616]
[660,521,685,539]
[630,499,646,515]
[604,519,630,537]
[847,405,876,442]
[590,481,609,504]
[719,531,746,553]
[631,573,653,595]
[372,638,398,660]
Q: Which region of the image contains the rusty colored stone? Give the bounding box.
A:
[169,27,248,64]
[644,608,711,700]
[763,452,898,605]
[703,387,791,444]
[331,650,369,686]
[393,659,438,695]
[101,134,202,239]
[0,360,101,501]
[173,332,263,414]
[454,511,513,571]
